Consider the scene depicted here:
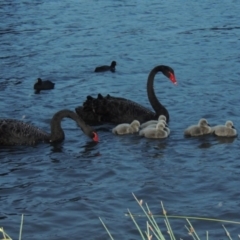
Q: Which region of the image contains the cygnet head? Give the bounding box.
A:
[225,120,234,128]
[131,120,140,128]
[158,115,166,122]
[130,120,140,133]
[198,118,209,127]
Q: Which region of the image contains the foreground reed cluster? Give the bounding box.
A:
[0,215,23,240]
[100,193,240,240]
[1,199,239,239]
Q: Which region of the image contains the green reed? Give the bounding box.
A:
[99,193,239,240]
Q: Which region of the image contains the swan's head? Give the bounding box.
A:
[111,61,117,67]
[225,120,234,129]
[199,118,209,127]
[162,66,177,85]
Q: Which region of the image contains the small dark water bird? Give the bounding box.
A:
[34,78,55,94]
[76,65,177,125]
[0,109,99,146]
[94,61,117,72]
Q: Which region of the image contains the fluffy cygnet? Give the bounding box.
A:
[140,115,167,129]
[184,118,212,137]
[139,122,168,139]
[112,120,140,135]
[143,119,170,135]
[212,120,237,137]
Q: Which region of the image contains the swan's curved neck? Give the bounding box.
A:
[50,109,91,142]
[147,66,169,121]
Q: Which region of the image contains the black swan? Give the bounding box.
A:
[0,109,99,146]
[94,61,117,72]
[34,78,55,94]
[76,65,177,125]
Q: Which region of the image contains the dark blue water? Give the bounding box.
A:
[1,0,240,239]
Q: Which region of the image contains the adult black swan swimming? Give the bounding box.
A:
[0,109,99,146]
[75,65,177,125]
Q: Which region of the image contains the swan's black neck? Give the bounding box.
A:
[147,66,169,122]
[50,109,94,142]
[50,110,70,142]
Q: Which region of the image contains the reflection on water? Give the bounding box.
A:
[198,142,213,148]
[78,141,101,158]
[184,134,238,148]
[214,136,237,144]
[50,143,64,153]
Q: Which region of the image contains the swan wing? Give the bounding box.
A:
[0,119,49,145]
[81,95,157,124]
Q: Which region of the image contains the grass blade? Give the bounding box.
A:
[99,217,115,240]
[19,214,24,240]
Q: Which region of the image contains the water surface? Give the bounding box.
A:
[1,0,240,239]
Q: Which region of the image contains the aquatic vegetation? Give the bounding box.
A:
[0,215,23,240]
[100,193,240,240]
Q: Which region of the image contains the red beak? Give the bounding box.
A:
[92,132,99,142]
[169,72,177,85]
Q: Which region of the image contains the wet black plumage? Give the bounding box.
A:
[0,109,98,146]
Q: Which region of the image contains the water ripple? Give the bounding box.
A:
[1,0,240,239]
